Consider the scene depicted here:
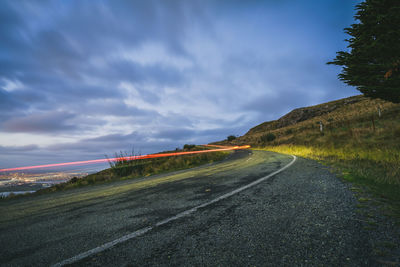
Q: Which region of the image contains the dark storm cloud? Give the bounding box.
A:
[42,125,241,157]
[0,144,39,153]
[61,0,194,55]
[149,123,247,144]
[45,130,190,156]
[153,127,201,141]
[0,0,195,117]
[0,89,26,114]
[47,131,146,153]
[74,100,160,118]
[243,90,313,122]
[105,59,186,88]
[1,111,76,133]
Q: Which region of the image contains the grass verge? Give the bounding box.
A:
[3,148,230,199]
[44,150,229,192]
[260,145,400,221]
[225,96,400,221]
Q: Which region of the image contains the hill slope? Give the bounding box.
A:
[238,95,400,151]
[218,94,400,219]
[245,95,363,136]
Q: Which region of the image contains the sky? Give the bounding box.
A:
[0,0,361,168]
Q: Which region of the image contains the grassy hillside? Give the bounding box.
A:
[220,95,400,218]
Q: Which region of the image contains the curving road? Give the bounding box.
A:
[0,150,373,266]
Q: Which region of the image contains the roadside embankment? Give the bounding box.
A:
[221,95,400,220]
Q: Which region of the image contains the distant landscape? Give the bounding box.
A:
[0,166,105,197]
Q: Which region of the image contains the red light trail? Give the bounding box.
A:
[0,145,250,172]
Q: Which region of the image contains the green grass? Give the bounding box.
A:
[48,150,228,191]
[235,95,400,220]
[4,148,230,199]
[258,145,400,220]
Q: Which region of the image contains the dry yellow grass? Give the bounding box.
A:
[231,96,400,185]
[215,95,400,217]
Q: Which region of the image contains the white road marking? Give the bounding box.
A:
[52,155,297,267]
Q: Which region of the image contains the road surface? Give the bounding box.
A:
[0,150,373,266]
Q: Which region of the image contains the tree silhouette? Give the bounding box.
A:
[328,0,400,103]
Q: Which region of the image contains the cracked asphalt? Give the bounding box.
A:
[0,150,376,266]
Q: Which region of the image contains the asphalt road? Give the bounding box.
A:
[0,150,374,266]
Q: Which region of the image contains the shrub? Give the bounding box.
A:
[183,144,196,150]
[394,127,400,138]
[69,177,79,183]
[261,133,276,143]
[285,129,293,135]
[227,135,236,141]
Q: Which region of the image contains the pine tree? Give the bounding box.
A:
[328,0,400,103]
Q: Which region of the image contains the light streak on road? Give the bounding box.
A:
[0,145,250,172]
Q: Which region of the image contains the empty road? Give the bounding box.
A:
[0,150,373,266]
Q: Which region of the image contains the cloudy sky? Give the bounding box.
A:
[0,0,361,168]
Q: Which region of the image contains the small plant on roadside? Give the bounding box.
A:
[394,127,400,138]
[227,135,236,141]
[69,177,79,183]
[183,144,196,150]
[285,129,293,135]
[260,133,276,143]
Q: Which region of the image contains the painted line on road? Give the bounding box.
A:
[52,155,297,267]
